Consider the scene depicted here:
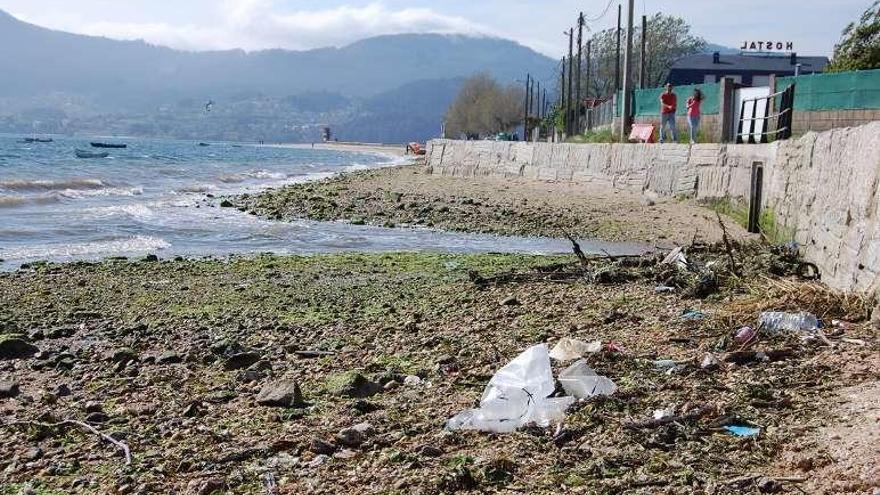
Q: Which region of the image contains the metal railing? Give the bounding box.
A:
[736,84,796,143]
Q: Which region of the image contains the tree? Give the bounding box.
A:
[827,1,880,72]
[574,14,706,98]
[445,74,524,139]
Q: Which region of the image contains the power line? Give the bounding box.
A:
[584,0,615,22]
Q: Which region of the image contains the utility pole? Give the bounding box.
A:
[585,40,592,131]
[639,15,647,89]
[576,12,584,136]
[567,28,574,136]
[560,57,566,139]
[620,0,635,142]
[615,4,622,92]
[523,73,530,141]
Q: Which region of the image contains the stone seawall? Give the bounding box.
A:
[425,121,880,294]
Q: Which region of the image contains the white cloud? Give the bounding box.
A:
[26,1,495,52]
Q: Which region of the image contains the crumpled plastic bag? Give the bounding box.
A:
[445,344,575,433]
[558,359,617,399]
[549,338,603,361]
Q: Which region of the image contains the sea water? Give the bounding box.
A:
[0,135,649,267]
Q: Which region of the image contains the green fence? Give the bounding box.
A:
[776,69,880,111]
[632,83,720,116]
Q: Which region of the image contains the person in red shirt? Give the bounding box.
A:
[659,83,678,143]
[687,88,704,144]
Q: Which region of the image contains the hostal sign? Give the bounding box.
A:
[741,40,794,51]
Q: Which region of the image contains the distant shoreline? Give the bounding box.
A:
[271,141,410,157]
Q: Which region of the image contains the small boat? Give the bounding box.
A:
[198,142,210,147]
[90,142,127,149]
[21,137,54,143]
[75,149,109,159]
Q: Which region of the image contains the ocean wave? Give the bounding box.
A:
[176,184,216,194]
[86,204,156,220]
[0,193,62,208]
[0,235,171,260]
[58,186,144,199]
[219,170,287,183]
[0,178,106,192]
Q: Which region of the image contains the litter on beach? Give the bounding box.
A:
[445,344,575,433]
[724,425,761,437]
[558,360,617,399]
[549,338,603,361]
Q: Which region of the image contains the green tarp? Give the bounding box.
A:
[776,69,880,111]
[633,83,720,116]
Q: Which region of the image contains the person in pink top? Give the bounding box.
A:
[686,88,704,144]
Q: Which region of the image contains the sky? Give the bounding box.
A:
[0,0,870,57]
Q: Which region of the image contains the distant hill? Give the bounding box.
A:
[0,9,555,142]
[704,43,740,55]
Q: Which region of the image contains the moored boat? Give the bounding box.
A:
[90,142,127,149]
[75,149,110,159]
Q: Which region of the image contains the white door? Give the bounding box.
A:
[734,86,772,142]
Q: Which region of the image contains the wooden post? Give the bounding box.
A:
[639,15,647,89]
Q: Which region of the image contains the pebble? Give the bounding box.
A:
[700,354,720,370]
[186,478,224,495]
[0,337,39,360]
[53,384,71,397]
[84,401,103,413]
[306,455,328,468]
[156,351,182,364]
[256,380,304,408]
[309,438,336,455]
[108,347,137,364]
[0,380,20,398]
[85,412,110,423]
[500,295,520,306]
[223,352,261,371]
[336,422,375,447]
[403,375,422,386]
[334,449,359,460]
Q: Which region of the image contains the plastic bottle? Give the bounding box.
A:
[758,312,820,333]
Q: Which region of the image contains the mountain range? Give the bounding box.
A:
[0,10,556,143]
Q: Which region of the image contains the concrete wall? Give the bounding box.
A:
[425,121,880,294]
[791,109,880,134]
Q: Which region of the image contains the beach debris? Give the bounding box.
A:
[605,342,629,354]
[445,344,575,433]
[680,310,707,321]
[653,359,683,374]
[549,338,602,361]
[700,353,720,370]
[626,404,719,429]
[655,285,676,294]
[653,405,676,421]
[758,312,820,334]
[500,295,520,306]
[724,425,761,437]
[558,360,617,399]
[662,247,689,270]
[734,326,757,345]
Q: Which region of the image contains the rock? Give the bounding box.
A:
[326,371,380,398]
[872,305,880,331]
[700,353,720,370]
[84,401,103,413]
[85,412,110,423]
[240,369,265,383]
[53,384,71,397]
[108,347,137,364]
[435,354,455,365]
[256,380,304,408]
[0,336,39,360]
[156,351,182,364]
[219,200,234,208]
[334,449,359,460]
[309,438,336,455]
[183,402,202,418]
[23,447,43,461]
[0,380,20,398]
[350,400,379,415]
[186,478,224,495]
[306,455,329,468]
[403,375,422,386]
[418,445,443,458]
[383,380,400,391]
[125,402,158,416]
[336,422,375,447]
[223,352,261,371]
[500,295,520,306]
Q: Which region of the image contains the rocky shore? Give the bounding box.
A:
[1,245,878,494]
[1,163,878,494]
[231,164,750,246]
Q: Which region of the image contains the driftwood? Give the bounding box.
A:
[2,419,132,465]
[716,212,741,277]
[722,349,795,364]
[624,405,717,429]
